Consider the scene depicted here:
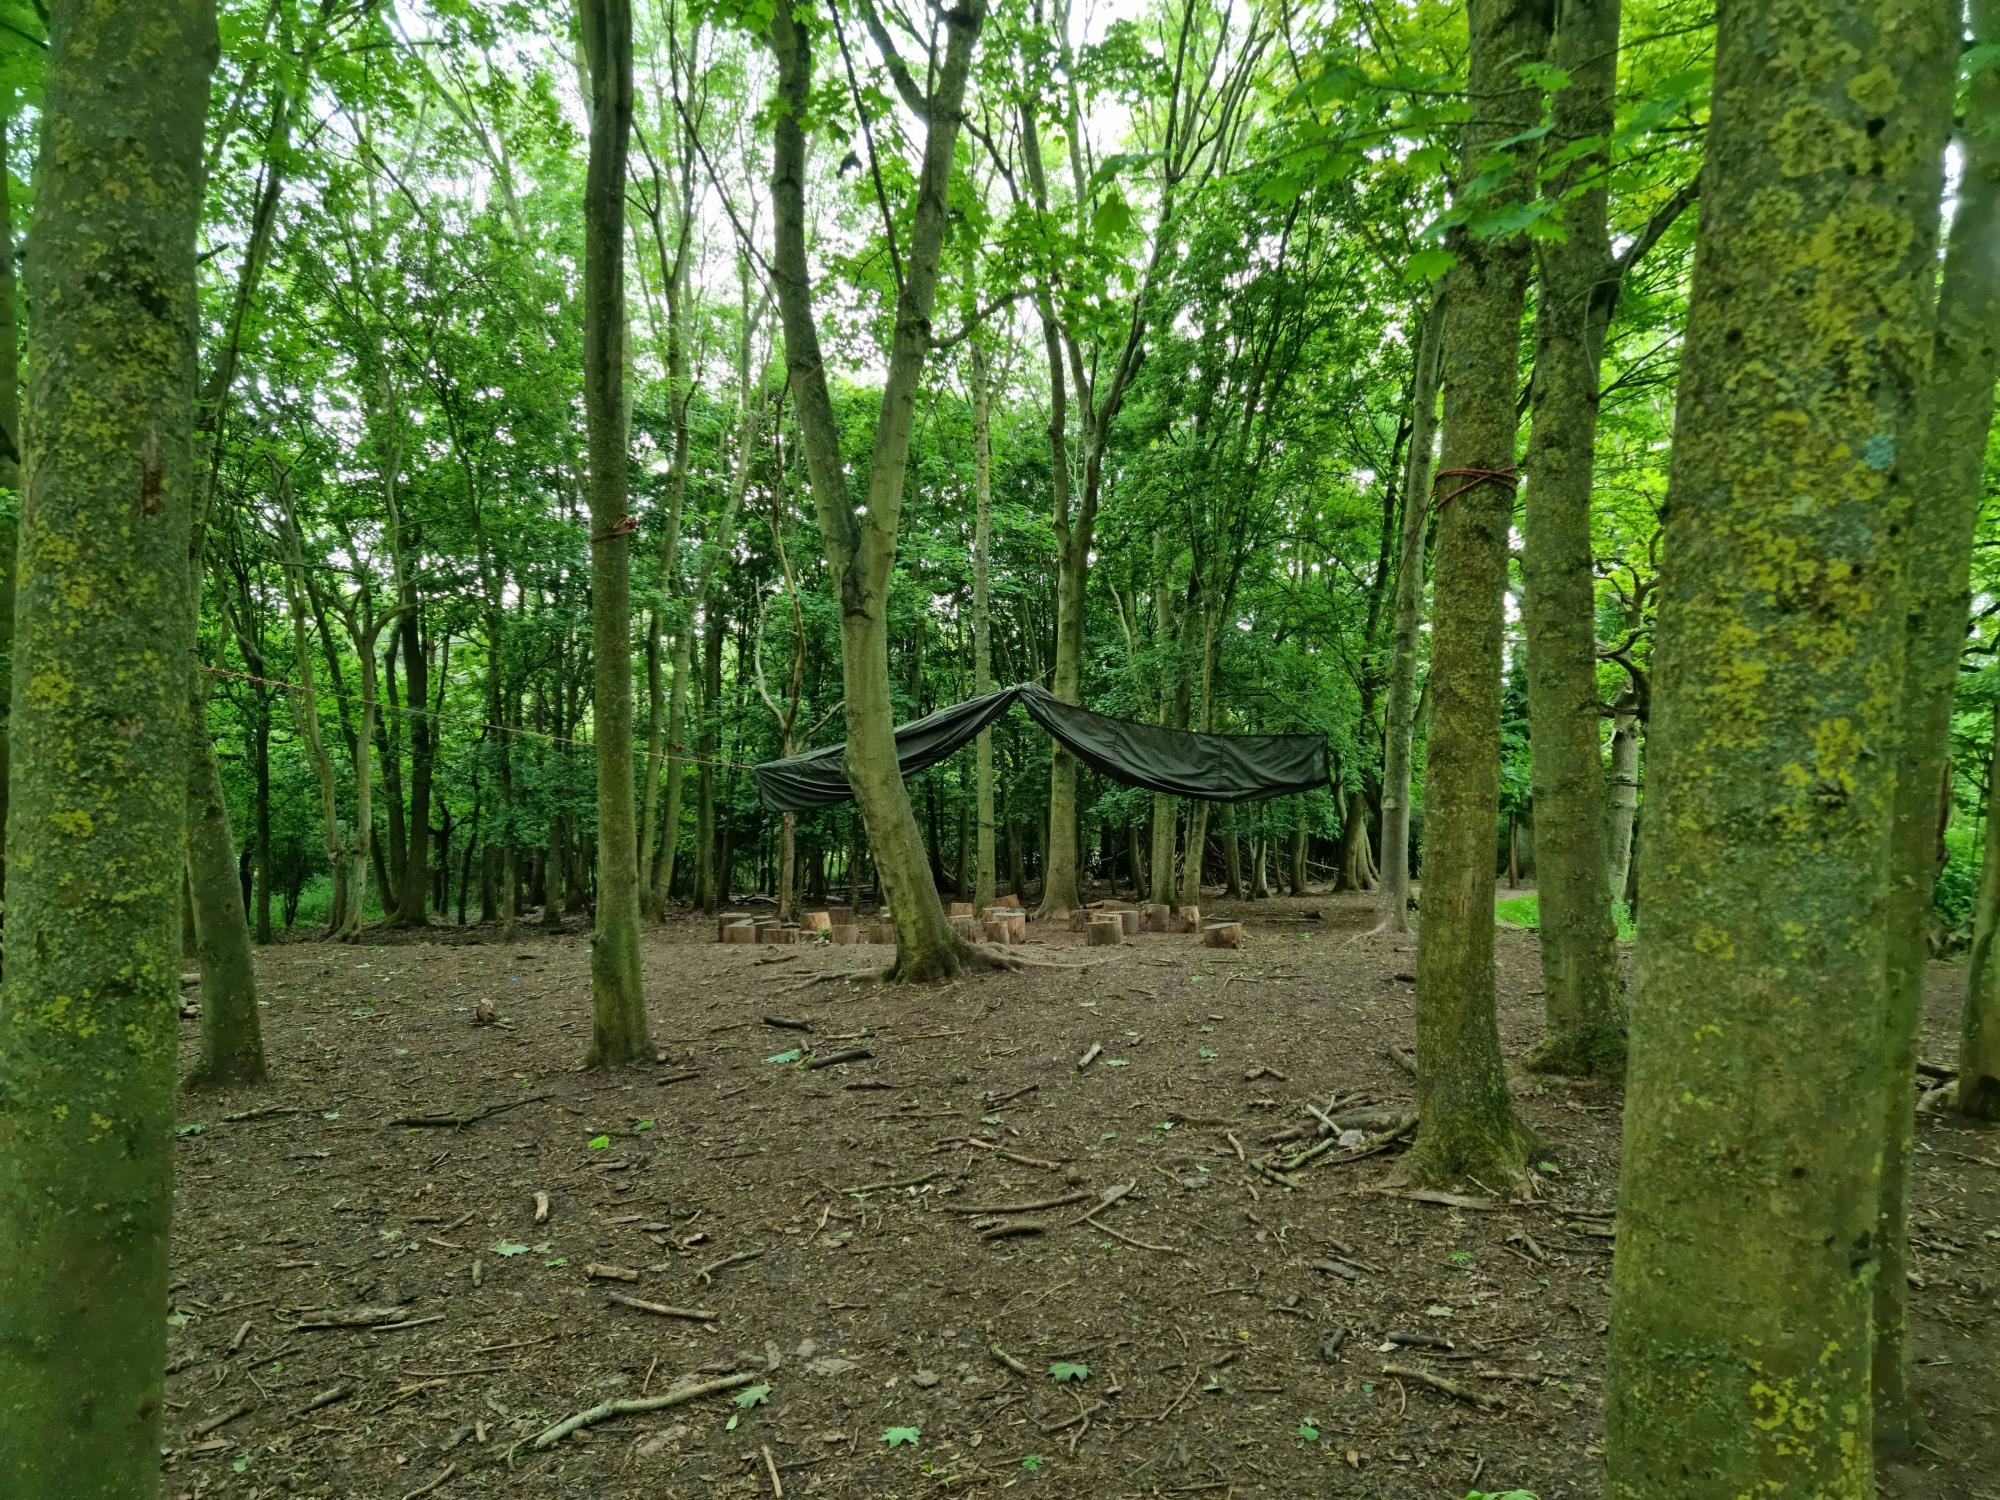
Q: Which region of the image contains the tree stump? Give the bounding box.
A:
[1142,902,1172,932]
[992,909,1027,943]
[1117,910,1142,938]
[717,911,754,942]
[826,905,854,927]
[983,918,1012,944]
[830,924,860,945]
[870,921,898,945]
[1202,921,1244,950]
[1175,906,1203,934]
[723,920,757,945]
[803,912,833,934]
[1086,917,1123,946]
[951,914,982,941]
[948,901,975,918]
[1066,910,1093,932]
[758,923,793,944]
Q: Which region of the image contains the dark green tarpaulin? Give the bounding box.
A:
[750,682,1329,813]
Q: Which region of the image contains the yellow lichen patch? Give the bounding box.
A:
[50,808,95,838]
[1845,64,1900,116]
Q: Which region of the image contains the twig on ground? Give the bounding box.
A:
[761,1444,784,1497]
[947,1189,1088,1216]
[398,1464,456,1500]
[805,1047,873,1070]
[294,1384,352,1416]
[697,1249,763,1283]
[836,1169,941,1196]
[763,1015,814,1030]
[963,1137,1064,1171]
[1379,1362,1504,1410]
[1063,1182,1133,1225]
[222,1104,306,1123]
[389,1092,551,1129]
[519,1372,760,1454]
[1077,1043,1103,1069]
[191,1402,253,1438]
[1082,1215,1187,1255]
[1382,1046,1419,1081]
[990,1343,1030,1376]
[978,1219,1045,1240]
[607,1291,718,1322]
[585,1263,641,1282]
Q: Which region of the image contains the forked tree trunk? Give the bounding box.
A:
[1519,0,1626,1077]
[1602,0,1954,1489]
[1396,0,1547,1193]
[580,0,653,1076]
[1876,0,2000,1445]
[0,8,216,1493]
[767,0,994,981]
[1374,299,1443,933]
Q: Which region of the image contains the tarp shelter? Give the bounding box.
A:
[751,681,1329,814]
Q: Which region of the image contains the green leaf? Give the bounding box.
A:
[491,1241,530,1257]
[588,1135,611,1149]
[1296,1419,1320,1442]
[1090,191,1133,240]
[1536,1160,1560,1175]
[734,1383,771,1408]
[636,1119,656,1132]
[176,1123,206,1137]
[1048,1361,1090,1383]
[1426,1304,1454,1318]
[764,1048,802,1065]
[881,1425,921,1447]
[1405,247,1456,284]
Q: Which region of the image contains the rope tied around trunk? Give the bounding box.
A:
[1432,465,1520,509]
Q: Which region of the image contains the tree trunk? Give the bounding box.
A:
[970,299,998,911]
[768,0,992,980]
[1519,0,1625,1076]
[1220,802,1242,896]
[579,0,650,1065]
[1962,704,2000,1118]
[1605,690,1641,899]
[1876,0,2000,1444]
[391,611,432,926]
[1374,298,1443,933]
[1397,0,1548,1193]
[1602,0,1953,1488]
[187,728,264,1084]
[1288,803,1308,895]
[1338,789,1376,891]
[252,691,272,944]
[0,9,216,1494]
[0,95,19,917]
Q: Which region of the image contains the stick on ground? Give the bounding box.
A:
[523,1371,761,1452]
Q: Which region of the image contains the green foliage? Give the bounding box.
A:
[1048,1362,1090,1383]
[1496,894,1637,942]
[880,1426,920,1448]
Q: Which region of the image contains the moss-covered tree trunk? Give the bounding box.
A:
[1373,298,1442,934]
[579,0,651,1067]
[1602,0,1953,1488]
[0,97,19,917]
[1519,0,1625,1077]
[186,725,264,1085]
[769,0,995,981]
[1397,0,1548,1192]
[0,5,217,1493]
[1876,0,2000,1444]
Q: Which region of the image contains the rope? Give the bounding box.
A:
[1431,465,1520,510]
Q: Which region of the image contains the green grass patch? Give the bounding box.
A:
[1495,892,1636,942]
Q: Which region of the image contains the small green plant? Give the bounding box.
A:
[1020,1455,1045,1471]
[587,1135,611,1149]
[1048,1362,1090,1383]
[1295,1419,1320,1444]
[635,1119,655,1132]
[881,1425,920,1447]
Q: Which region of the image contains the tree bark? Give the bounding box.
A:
[578,0,652,1066]
[187,723,264,1084]
[1605,689,1641,898]
[1373,298,1443,933]
[1602,0,1953,1488]
[0,8,216,1495]
[970,292,998,911]
[0,95,20,916]
[1519,0,1626,1077]
[1396,0,1548,1193]
[1962,703,2000,1119]
[1876,0,2000,1445]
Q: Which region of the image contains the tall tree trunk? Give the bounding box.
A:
[188,728,263,1083]
[1602,0,1953,1488]
[579,0,650,1067]
[0,95,20,918]
[1962,704,2000,1118]
[1519,0,1625,1076]
[970,303,998,911]
[1289,803,1308,895]
[1876,0,2000,1445]
[767,0,993,980]
[651,622,692,912]
[1220,803,1242,896]
[1374,298,1443,933]
[1605,689,1641,898]
[252,690,273,944]
[0,8,216,1494]
[391,609,432,926]
[1397,0,1548,1192]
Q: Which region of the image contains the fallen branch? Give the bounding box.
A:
[1382,1046,1419,1081]
[979,1219,1045,1240]
[805,1047,873,1070]
[763,1015,814,1031]
[1380,1362,1504,1411]
[389,1092,552,1130]
[606,1292,719,1322]
[1063,1182,1134,1226]
[962,1137,1065,1171]
[836,1169,941,1196]
[696,1249,762,1283]
[522,1371,760,1453]
[190,1402,253,1439]
[222,1104,306,1123]
[398,1463,457,1500]
[946,1189,1088,1216]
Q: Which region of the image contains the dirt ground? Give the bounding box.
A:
[162,890,2000,1500]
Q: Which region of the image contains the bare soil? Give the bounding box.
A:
[163,891,2000,1500]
